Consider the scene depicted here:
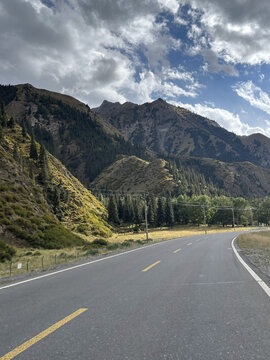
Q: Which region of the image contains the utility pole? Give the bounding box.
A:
[250,207,254,227]
[203,205,207,234]
[231,207,235,231]
[144,194,149,241]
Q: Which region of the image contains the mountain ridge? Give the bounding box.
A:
[94,98,270,168]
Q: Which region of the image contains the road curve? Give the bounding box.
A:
[0,232,270,360]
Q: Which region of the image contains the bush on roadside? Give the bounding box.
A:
[86,248,99,256]
[120,239,134,248]
[0,239,16,262]
[92,238,108,247]
[107,243,119,251]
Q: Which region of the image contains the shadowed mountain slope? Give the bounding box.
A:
[94,99,270,168]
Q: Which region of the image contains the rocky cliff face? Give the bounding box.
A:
[94,99,270,168]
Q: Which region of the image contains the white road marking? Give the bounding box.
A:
[231,237,270,298]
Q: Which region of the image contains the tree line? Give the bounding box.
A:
[100,193,270,228]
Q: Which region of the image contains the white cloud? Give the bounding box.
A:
[0,0,194,107]
[233,81,270,116]
[182,0,270,66]
[170,100,270,137]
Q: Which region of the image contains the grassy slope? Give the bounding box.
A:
[91,155,177,194]
[0,123,111,250]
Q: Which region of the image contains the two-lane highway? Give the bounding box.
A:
[1,232,270,359]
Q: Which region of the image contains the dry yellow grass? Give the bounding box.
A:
[0,247,87,278]
[108,225,261,243]
[237,230,270,251]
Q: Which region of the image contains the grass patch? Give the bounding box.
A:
[237,231,270,251]
[42,224,84,249]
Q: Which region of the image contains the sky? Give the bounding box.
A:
[2,0,270,137]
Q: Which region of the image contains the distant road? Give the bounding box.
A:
[1,232,270,359]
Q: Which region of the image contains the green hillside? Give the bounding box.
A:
[1,84,147,186]
[0,106,111,250]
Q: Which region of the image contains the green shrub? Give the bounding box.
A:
[33,251,41,256]
[6,224,29,240]
[121,240,134,248]
[107,243,119,251]
[0,239,16,262]
[76,223,89,235]
[4,193,17,202]
[42,224,84,249]
[30,217,43,226]
[92,238,108,247]
[1,217,10,225]
[0,184,9,192]
[86,248,98,256]
[11,204,27,216]
[24,251,33,256]
[27,235,43,247]
[43,213,57,224]
[15,217,38,230]
[4,207,14,216]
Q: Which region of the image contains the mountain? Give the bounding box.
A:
[177,156,270,198]
[91,156,177,195]
[94,99,270,168]
[91,155,270,198]
[1,84,147,187]
[0,114,111,248]
[2,83,270,200]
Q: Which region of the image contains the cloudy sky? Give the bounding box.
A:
[1,0,270,137]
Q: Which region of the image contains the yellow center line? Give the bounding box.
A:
[187,242,192,246]
[0,308,88,360]
[142,260,161,272]
[173,248,181,254]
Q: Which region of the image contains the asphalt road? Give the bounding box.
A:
[0,232,270,360]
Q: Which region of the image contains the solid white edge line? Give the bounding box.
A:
[231,236,270,298]
[0,237,183,291]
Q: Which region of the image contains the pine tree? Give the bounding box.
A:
[0,104,7,128]
[134,199,142,225]
[107,196,119,224]
[29,160,34,180]
[52,186,61,212]
[39,144,46,167]
[0,124,3,142]
[13,143,19,161]
[123,196,130,223]
[38,146,50,186]
[30,131,38,160]
[0,102,4,117]
[8,117,15,128]
[22,122,27,139]
[165,197,174,227]
[118,198,124,221]
[156,197,164,227]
